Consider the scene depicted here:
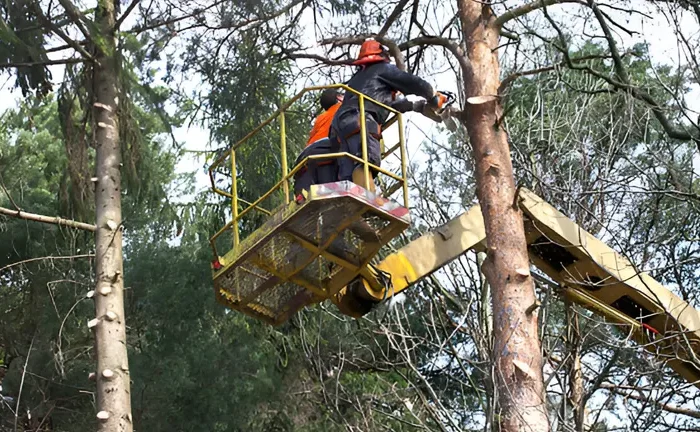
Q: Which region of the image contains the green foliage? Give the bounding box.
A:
[126,242,292,431]
[0,2,52,96]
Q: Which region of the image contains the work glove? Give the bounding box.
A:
[412,100,426,112]
[390,98,415,113]
[427,92,448,110]
[413,100,442,123]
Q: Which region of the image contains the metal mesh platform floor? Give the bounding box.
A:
[213,181,411,325]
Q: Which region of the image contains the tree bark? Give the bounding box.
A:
[566,302,585,431]
[92,0,133,430]
[456,0,550,430]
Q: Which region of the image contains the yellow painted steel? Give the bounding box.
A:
[284,232,362,273]
[357,202,486,301]
[358,95,370,190]
[283,207,368,277]
[562,286,642,329]
[252,255,329,298]
[368,252,419,296]
[382,142,401,159]
[231,149,239,247]
[340,153,404,182]
[397,113,409,209]
[208,84,410,260]
[280,112,289,203]
[240,198,271,216]
[208,84,403,172]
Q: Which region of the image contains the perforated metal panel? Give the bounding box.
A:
[213,181,410,325]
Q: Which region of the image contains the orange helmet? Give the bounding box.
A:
[353,40,388,66]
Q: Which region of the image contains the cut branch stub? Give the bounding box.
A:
[93,102,113,112]
[96,411,110,421]
[515,268,531,278]
[467,95,499,105]
[513,359,537,380]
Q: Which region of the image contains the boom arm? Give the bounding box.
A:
[344,188,700,386]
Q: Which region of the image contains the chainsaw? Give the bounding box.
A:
[413,90,459,131]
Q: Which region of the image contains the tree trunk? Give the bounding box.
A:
[566,302,585,431]
[457,1,550,430]
[92,0,133,430]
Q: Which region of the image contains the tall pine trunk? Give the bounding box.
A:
[92,0,133,430]
[457,1,550,430]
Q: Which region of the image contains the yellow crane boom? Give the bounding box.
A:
[339,188,700,386]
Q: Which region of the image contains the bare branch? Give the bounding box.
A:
[282,51,355,66]
[115,0,140,30]
[500,28,520,40]
[13,335,35,432]
[499,53,624,94]
[127,0,304,35]
[0,174,20,210]
[30,4,95,62]
[495,0,586,28]
[0,254,95,274]
[0,57,84,68]
[377,0,411,38]
[540,2,699,145]
[56,0,92,42]
[399,36,472,77]
[319,33,471,74]
[0,206,97,232]
[126,0,227,34]
[586,0,628,82]
[599,382,700,419]
[383,38,406,71]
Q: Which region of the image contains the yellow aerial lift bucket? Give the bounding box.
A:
[208,85,410,325]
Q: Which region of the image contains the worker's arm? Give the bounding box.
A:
[389,98,415,113]
[378,64,435,102]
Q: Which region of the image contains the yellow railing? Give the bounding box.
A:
[208,84,409,258]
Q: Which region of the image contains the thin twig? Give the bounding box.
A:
[0,174,20,210]
[0,254,95,274]
[14,334,35,432]
[599,382,700,419]
[0,57,84,68]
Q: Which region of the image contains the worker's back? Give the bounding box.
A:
[337,62,434,124]
[307,103,340,146]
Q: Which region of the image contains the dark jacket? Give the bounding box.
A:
[336,62,434,125]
